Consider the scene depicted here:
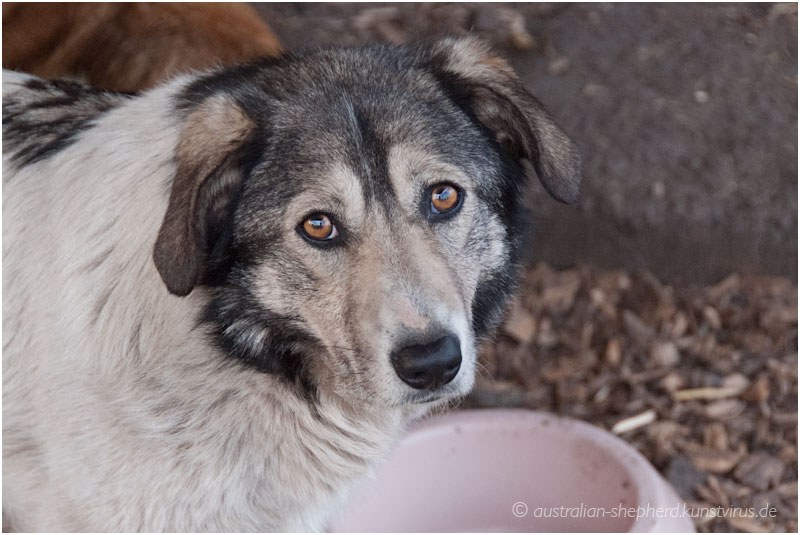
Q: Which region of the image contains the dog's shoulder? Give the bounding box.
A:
[2,72,134,168]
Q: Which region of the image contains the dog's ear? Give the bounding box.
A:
[153,96,254,296]
[431,37,581,203]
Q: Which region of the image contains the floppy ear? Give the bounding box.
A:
[431,36,582,204]
[153,95,254,296]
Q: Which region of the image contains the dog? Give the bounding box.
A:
[2,37,581,531]
[2,2,282,92]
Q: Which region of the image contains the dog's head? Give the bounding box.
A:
[153,37,580,407]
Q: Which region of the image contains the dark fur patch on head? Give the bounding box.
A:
[343,100,395,210]
[468,147,530,339]
[201,267,320,399]
[471,265,519,339]
[3,77,131,167]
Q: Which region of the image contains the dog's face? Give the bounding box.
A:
[153,38,580,407]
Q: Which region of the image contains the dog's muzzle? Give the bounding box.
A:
[390,333,461,390]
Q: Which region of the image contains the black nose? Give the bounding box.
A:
[390,334,462,390]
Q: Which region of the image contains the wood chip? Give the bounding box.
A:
[622,309,656,342]
[741,376,770,402]
[707,474,730,507]
[604,338,622,366]
[734,453,786,491]
[651,340,681,367]
[590,287,616,317]
[659,372,685,393]
[702,305,722,329]
[704,422,729,450]
[727,515,774,533]
[611,409,656,434]
[696,474,731,508]
[536,317,557,347]
[682,443,745,473]
[673,385,745,401]
[540,272,581,314]
[646,420,689,441]
[760,304,798,326]
[707,273,740,301]
[722,372,749,391]
[751,489,795,519]
[665,454,706,498]
[670,311,690,338]
[771,411,798,425]
[705,399,745,419]
[777,481,798,496]
[684,501,718,524]
[503,303,536,343]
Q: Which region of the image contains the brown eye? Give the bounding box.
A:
[301,213,338,242]
[431,184,459,214]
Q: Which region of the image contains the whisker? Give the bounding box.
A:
[474,360,496,385]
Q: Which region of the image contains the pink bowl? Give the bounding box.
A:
[330,409,695,532]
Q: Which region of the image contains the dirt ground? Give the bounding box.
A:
[252,3,798,532]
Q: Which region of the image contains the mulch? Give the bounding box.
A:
[463,263,797,532]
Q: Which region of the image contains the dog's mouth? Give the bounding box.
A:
[402,383,465,405]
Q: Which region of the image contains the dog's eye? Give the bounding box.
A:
[431,185,458,213]
[427,183,463,219]
[300,213,339,242]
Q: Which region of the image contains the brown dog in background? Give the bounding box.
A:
[2,2,282,92]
